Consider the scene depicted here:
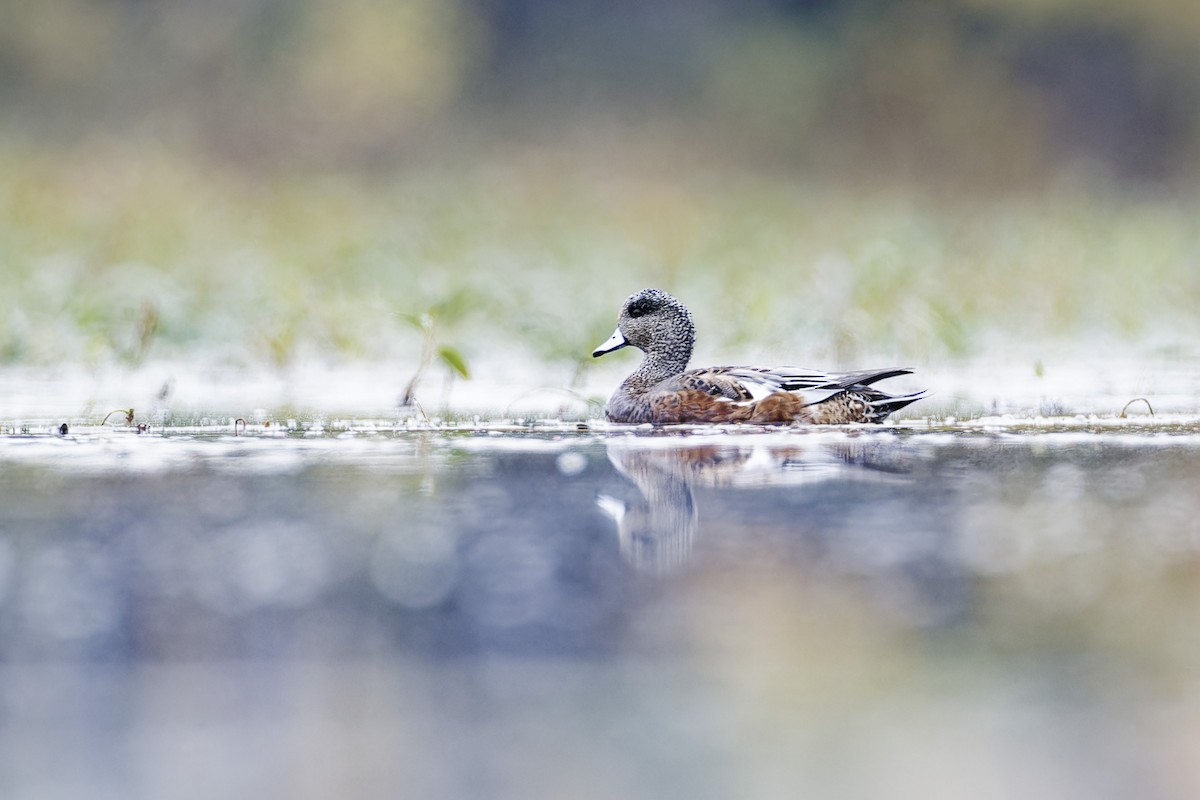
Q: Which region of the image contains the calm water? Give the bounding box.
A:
[2,423,1200,800]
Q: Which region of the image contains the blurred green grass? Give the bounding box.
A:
[3,142,1200,379]
[5,0,1200,389]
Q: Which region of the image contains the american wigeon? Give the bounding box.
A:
[592,288,925,424]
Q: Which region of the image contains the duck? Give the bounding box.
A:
[592,288,925,425]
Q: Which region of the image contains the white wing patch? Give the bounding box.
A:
[705,370,782,405]
[740,377,778,402]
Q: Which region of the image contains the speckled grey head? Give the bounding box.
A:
[592,289,695,370]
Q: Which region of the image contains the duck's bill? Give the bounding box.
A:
[592,328,628,357]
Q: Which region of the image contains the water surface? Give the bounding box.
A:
[1,423,1199,799]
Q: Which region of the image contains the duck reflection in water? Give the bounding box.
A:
[597,438,913,574]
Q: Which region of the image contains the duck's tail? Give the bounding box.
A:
[824,367,926,421]
[865,389,927,421]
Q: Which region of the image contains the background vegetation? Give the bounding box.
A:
[3,0,1200,399]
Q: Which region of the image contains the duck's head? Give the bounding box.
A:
[593,288,695,362]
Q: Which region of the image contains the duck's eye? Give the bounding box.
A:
[627,297,659,318]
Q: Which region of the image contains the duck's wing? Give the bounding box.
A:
[668,366,841,406]
[678,366,921,408]
[667,368,759,401]
[725,366,914,391]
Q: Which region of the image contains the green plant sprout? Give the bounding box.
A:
[398,311,471,413]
